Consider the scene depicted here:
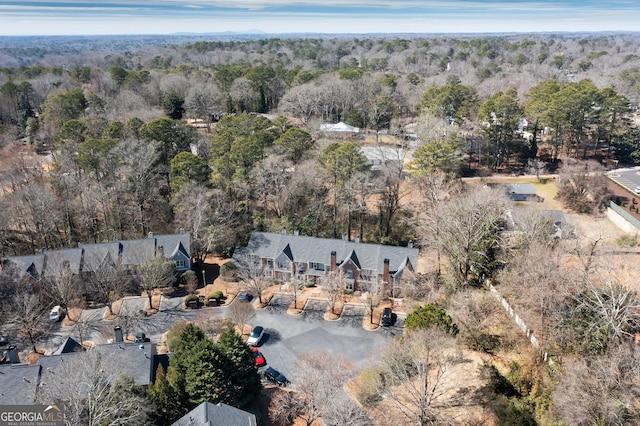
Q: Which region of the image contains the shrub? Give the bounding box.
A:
[357,367,384,407]
[353,290,362,297]
[618,234,638,247]
[220,262,239,282]
[184,294,199,308]
[405,304,459,335]
[207,291,224,305]
[344,289,354,295]
[304,281,316,288]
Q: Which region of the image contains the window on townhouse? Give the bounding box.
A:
[266,259,273,268]
[175,260,186,268]
[345,269,354,280]
[277,260,289,270]
[310,262,324,271]
[345,282,354,291]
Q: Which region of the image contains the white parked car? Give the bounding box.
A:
[247,326,264,346]
[49,305,63,322]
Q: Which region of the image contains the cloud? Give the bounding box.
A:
[1,0,640,35]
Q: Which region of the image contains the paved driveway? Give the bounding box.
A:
[339,303,367,328]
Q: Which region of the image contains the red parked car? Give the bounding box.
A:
[251,346,266,367]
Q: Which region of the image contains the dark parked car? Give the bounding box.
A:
[238,291,253,303]
[381,307,393,326]
[264,367,289,387]
[135,333,150,343]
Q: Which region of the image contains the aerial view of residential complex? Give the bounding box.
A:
[1,3,640,425]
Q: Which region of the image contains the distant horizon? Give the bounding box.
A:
[2,1,640,37]
[1,30,640,40]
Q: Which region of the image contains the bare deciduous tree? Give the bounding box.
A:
[430,185,510,287]
[85,255,128,316]
[270,350,354,426]
[360,278,384,325]
[525,158,548,181]
[553,343,640,425]
[269,389,305,426]
[321,391,371,426]
[37,349,151,426]
[226,299,255,334]
[556,158,609,214]
[234,254,270,304]
[320,271,343,316]
[9,292,50,353]
[41,262,80,320]
[375,328,463,425]
[136,255,175,310]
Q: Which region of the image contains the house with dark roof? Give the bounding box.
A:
[505,183,542,202]
[2,230,191,280]
[38,342,157,387]
[171,401,257,426]
[233,231,419,294]
[0,342,159,405]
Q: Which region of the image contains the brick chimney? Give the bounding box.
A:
[330,251,337,272]
[382,258,391,296]
[382,258,390,283]
[7,345,19,364]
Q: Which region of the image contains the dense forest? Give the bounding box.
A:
[1,32,640,257]
[1,32,640,425]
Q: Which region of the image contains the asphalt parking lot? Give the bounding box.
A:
[33,292,402,386]
[607,167,640,193]
[250,301,397,384]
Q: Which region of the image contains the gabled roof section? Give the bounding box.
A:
[79,242,121,272]
[156,232,191,259]
[39,343,156,386]
[2,254,45,280]
[280,243,294,261]
[52,337,85,355]
[340,249,361,269]
[171,401,257,426]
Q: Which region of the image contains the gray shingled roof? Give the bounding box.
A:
[2,254,45,279]
[3,232,191,278]
[506,183,536,195]
[156,232,191,258]
[42,248,83,277]
[171,401,257,426]
[39,343,156,386]
[78,242,121,272]
[119,238,156,266]
[234,232,419,274]
[0,364,40,405]
[541,210,566,227]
